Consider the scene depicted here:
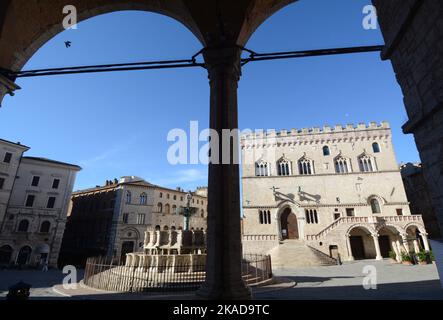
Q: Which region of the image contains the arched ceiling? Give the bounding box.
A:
[0,0,297,72]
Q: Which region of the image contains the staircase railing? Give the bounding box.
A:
[305,215,424,241]
[306,216,370,241]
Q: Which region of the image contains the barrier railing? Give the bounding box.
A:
[84,254,272,294]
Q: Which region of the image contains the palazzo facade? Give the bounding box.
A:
[59,176,207,267]
[241,122,430,263]
[0,139,81,267]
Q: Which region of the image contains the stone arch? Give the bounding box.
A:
[375,223,403,235]
[121,226,140,240]
[346,224,376,237]
[366,194,386,205]
[0,1,298,72]
[404,222,426,235]
[1,1,206,71]
[346,225,377,260]
[277,204,300,240]
[16,245,33,265]
[376,225,403,259]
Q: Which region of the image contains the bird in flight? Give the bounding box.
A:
[64,41,72,48]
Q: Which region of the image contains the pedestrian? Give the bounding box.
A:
[42,261,48,272]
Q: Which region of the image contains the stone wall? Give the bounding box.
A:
[374,0,443,237]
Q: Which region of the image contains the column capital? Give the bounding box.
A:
[0,74,20,107]
[203,46,242,81]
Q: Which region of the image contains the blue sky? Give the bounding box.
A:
[0,0,419,191]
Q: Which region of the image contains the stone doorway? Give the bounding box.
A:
[120,241,134,263]
[280,208,298,240]
[16,246,32,265]
[350,236,365,260]
[378,235,391,258]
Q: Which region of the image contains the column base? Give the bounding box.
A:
[375,255,383,261]
[196,281,252,300]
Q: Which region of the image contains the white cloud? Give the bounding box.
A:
[79,137,138,168]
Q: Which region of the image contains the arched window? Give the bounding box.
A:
[165,204,170,214]
[359,154,376,172]
[155,225,161,231]
[172,205,177,215]
[200,209,204,217]
[171,226,176,231]
[163,226,169,231]
[372,142,381,153]
[298,156,314,175]
[277,157,292,176]
[322,146,330,156]
[18,220,29,232]
[140,193,147,205]
[40,221,50,233]
[157,202,163,213]
[370,198,381,214]
[334,155,350,174]
[125,191,132,204]
[259,210,264,224]
[267,211,271,224]
[255,160,270,177]
[305,209,319,224]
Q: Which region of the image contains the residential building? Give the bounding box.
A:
[59,176,207,266]
[0,138,81,267]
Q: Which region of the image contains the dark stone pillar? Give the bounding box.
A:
[196,47,251,299]
[373,0,443,236]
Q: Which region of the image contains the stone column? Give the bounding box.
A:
[346,235,354,261]
[401,233,410,253]
[372,233,383,260]
[196,47,251,299]
[413,240,420,254]
[420,233,431,252]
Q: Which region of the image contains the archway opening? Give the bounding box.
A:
[349,227,375,260]
[280,207,298,240]
[378,226,401,258]
[120,241,134,263]
[0,245,13,265]
[406,225,424,251]
[16,246,32,265]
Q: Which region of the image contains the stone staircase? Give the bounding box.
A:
[268,240,337,268]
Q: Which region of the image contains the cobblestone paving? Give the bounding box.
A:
[256,260,443,300]
[0,268,84,299]
[0,260,442,299]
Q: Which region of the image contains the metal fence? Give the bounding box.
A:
[84,254,272,294]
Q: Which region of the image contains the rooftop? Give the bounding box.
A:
[241,121,391,140]
[0,138,30,150]
[22,156,81,170]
